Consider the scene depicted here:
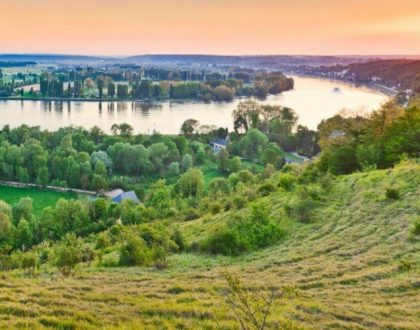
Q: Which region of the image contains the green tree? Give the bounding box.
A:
[217,148,229,173]
[240,129,268,161]
[119,234,150,266]
[176,168,205,198]
[54,233,83,277]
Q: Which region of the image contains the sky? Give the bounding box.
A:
[1,0,419,55]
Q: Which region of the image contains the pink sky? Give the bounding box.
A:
[1,0,419,55]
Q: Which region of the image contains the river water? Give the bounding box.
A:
[0,76,389,134]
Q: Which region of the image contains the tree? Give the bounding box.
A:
[36,166,49,186]
[119,234,150,266]
[176,168,205,198]
[12,198,33,224]
[15,218,32,250]
[97,78,104,98]
[180,119,200,138]
[233,100,261,133]
[54,233,83,277]
[181,154,193,171]
[168,162,180,176]
[213,85,234,102]
[108,82,116,97]
[240,129,268,161]
[0,212,13,244]
[73,81,82,97]
[217,148,229,173]
[149,143,169,175]
[229,156,242,173]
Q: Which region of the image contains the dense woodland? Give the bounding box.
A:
[0,96,418,274]
[307,59,420,93]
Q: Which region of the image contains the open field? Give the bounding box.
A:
[0,162,418,329]
[0,185,77,215]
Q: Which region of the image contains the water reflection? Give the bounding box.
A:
[0,76,389,134]
[117,102,127,112]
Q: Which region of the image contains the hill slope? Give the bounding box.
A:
[0,162,419,329]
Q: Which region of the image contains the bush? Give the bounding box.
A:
[258,182,277,196]
[184,208,201,221]
[233,196,246,209]
[171,228,185,252]
[118,235,150,267]
[411,217,420,236]
[54,233,83,277]
[385,186,400,199]
[20,252,37,276]
[152,246,168,269]
[81,246,96,265]
[289,198,315,223]
[201,206,285,255]
[278,174,296,191]
[201,227,245,256]
[210,203,222,215]
[95,232,112,249]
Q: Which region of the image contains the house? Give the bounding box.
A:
[210,137,229,153]
[103,189,140,204]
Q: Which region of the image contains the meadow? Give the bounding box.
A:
[0,161,418,329]
[0,185,77,216]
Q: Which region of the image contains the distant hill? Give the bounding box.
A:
[312,59,420,92]
[0,53,376,67]
[346,59,420,91]
[0,54,113,63]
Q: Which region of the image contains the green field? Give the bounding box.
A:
[0,185,77,215]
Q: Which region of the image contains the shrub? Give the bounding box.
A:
[278,174,296,191]
[20,252,37,276]
[184,208,201,221]
[118,235,150,267]
[95,232,112,249]
[54,233,83,277]
[385,186,400,199]
[201,206,285,255]
[233,196,246,209]
[258,182,277,196]
[152,246,168,269]
[289,198,315,223]
[210,203,222,215]
[171,228,185,252]
[201,227,245,256]
[81,246,96,265]
[411,217,420,236]
[398,258,413,272]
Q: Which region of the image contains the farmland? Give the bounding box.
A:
[0,185,77,215]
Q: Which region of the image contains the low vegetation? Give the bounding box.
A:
[0,97,418,329]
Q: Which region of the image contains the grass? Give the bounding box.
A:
[0,185,77,215]
[0,162,419,329]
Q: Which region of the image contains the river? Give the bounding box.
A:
[0,76,389,134]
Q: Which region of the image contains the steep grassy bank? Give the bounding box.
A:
[0,161,419,329]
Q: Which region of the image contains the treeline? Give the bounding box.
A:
[313,59,420,93]
[317,101,419,174]
[16,67,294,101]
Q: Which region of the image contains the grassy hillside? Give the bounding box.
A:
[0,161,419,329]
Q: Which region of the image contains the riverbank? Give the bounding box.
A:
[285,72,397,97]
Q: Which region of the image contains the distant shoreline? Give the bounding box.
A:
[286,72,397,97]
